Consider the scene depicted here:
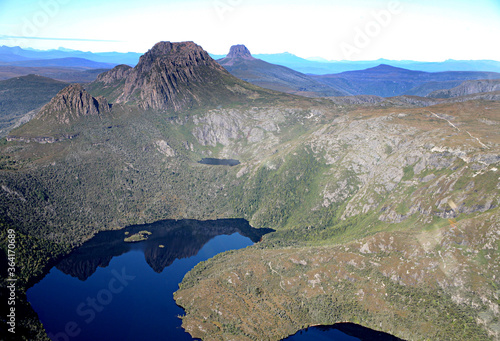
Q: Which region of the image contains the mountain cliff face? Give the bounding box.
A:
[89,41,255,112]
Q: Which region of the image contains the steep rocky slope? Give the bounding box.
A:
[429,79,500,98]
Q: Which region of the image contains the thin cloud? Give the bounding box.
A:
[0,35,121,43]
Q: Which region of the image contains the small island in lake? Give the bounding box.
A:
[124,230,152,242]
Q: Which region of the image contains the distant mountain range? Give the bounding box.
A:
[251,56,500,74]
[311,64,500,97]
[2,45,500,74]
[1,57,116,69]
[0,45,141,66]
[0,65,110,83]
[85,41,269,113]
[216,45,500,98]
[0,47,120,82]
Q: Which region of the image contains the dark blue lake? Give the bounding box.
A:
[26,219,272,341]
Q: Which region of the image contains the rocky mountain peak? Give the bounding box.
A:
[225,44,254,60]
[111,41,234,112]
[133,41,218,75]
[147,41,206,59]
[37,84,110,124]
[217,44,256,67]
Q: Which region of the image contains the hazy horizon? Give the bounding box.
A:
[2,43,500,65]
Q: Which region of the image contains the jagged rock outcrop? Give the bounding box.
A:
[385,95,442,107]
[6,134,77,143]
[428,79,500,98]
[329,94,441,108]
[36,84,110,124]
[446,91,500,103]
[329,95,385,105]
[95,64,132,84]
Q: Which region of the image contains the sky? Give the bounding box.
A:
[0,0,499,61]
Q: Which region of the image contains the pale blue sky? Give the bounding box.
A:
[0,0,499,61]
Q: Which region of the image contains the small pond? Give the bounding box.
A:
[197,158,240,166]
